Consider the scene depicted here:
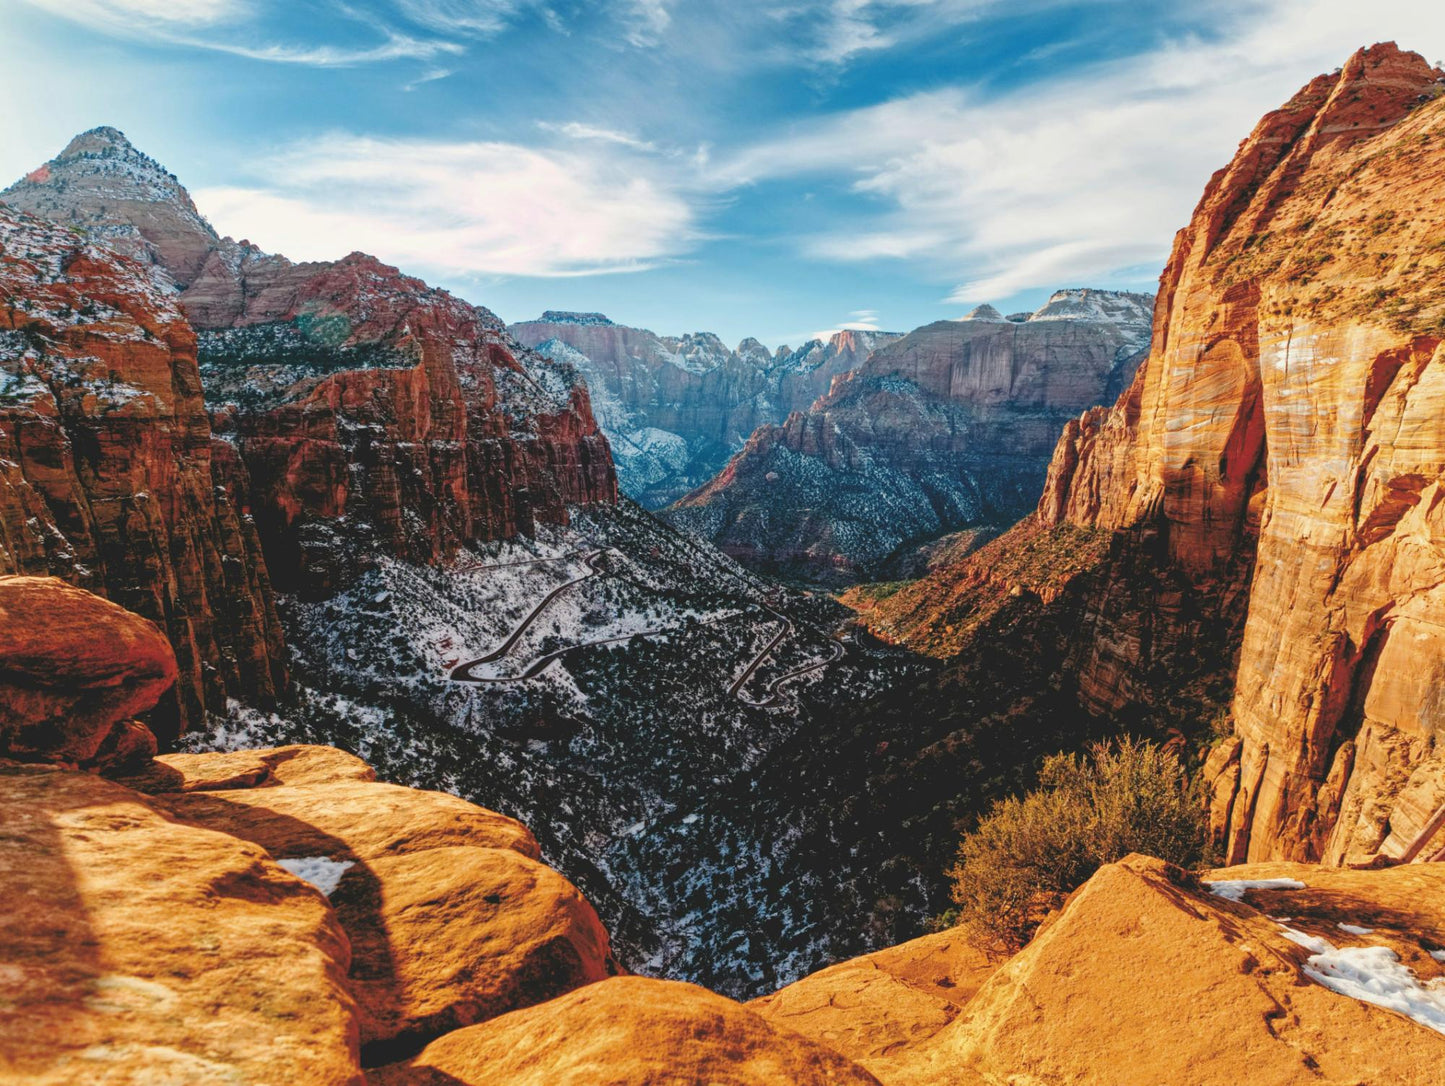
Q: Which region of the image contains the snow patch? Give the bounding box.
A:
[1302,942,1445,1035]
[1338,923,1376,935]
[1204,877,1307,902]
[278,856,355,897]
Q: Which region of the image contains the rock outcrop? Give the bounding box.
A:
[0,206,286,737]
[0,576,174,768]
[511,311,897,508]
[1,765,366,1086]
[668,290,1153,584]
[1036,43,1445,864]
[3,127,617,602]
[371,976,885,1086]
[748,929,996,1077]
[874,856,1445,1085]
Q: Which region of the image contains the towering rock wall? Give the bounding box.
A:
[0,207,285,739]
[669,291,1153,583]
[4,127,617,599]
[510,312,895,507]
[1040,43,1445,865]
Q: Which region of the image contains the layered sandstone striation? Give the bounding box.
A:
[191,254,617,593]
[668,291,1152,583]
[0,207,286,737]
[511,311,897,507]
[372,976,885,1086]
[1038,43,1445,864]
[3,127,617,601]
[872,856,1445,1085]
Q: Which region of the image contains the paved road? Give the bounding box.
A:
[447,557,844,700]
[737,636,846,709]
[451,551,582,575]
[449,550,607,681]
[726,610,793,700]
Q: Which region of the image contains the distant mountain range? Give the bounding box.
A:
[510,312,898,507]
[667,289,1154,584]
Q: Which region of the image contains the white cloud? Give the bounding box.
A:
[16,0,464,66]
[620,0,672,47]
[19,0,244,25]
[538,121,658,152]
[193,133,698,277]
[394,0,529,36]
[716,0,1445,304]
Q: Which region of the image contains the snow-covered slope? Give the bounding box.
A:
[514,314,899,506]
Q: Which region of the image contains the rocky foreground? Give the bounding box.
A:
[5,574,1443,1084]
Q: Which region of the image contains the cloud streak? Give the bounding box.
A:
[715,0,1445,304]
[194,133,699,277]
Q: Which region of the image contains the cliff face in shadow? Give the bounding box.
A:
[668,291,1152,585]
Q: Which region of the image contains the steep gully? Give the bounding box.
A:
[448,553,844,702]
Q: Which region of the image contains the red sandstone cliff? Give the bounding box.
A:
[3,128,617,598]
[1039,43,1445,864]
[0,206,285,739]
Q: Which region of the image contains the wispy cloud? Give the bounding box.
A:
[19,0,246,26]
[17,0,464,66]
[393,0,531,36]
[538,121,658,152]
[194,133,699,277]
[620,0,672,47]
[717,0,1445,304]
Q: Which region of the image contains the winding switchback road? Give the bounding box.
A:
[447,555,845,699]
[449,550,607,681]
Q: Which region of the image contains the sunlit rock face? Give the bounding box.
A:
[0,206,285,738]
[3,128,618,602]
[668,289,1153,584]
[1040,43,1445,864]
[510,311,898,508]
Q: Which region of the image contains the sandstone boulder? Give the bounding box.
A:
[116,743,377,793]
[339,845,615,1053]
[887,856,1445,1085]
[0,577,176,768]
[748,929,996,1073]
[0,766,362,1085]
[156,765,615,1053]
[159,778,540,861]
[371,976,883,1086]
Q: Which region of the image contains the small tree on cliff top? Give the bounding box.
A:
[947,737,1207,954]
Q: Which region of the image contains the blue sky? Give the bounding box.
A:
[4,0,1444,346]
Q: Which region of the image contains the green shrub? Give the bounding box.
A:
[946,737,1207,954]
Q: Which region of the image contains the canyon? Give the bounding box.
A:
[854,42,1445,872]
[5,35,1445,1086]
[510,310,897,508]
[668,291,1153,584]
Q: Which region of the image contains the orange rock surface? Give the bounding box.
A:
[0,576,176,767]
[1035,43,1445,863]
[880,856,1445,1085]
[158,778,541,861]
[371,976,884,1086]
[114,742,378,793]
[0,766,363,1086]
[340,844,615,1050]
[156,769,616,1051]
[748,929,996,1074]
